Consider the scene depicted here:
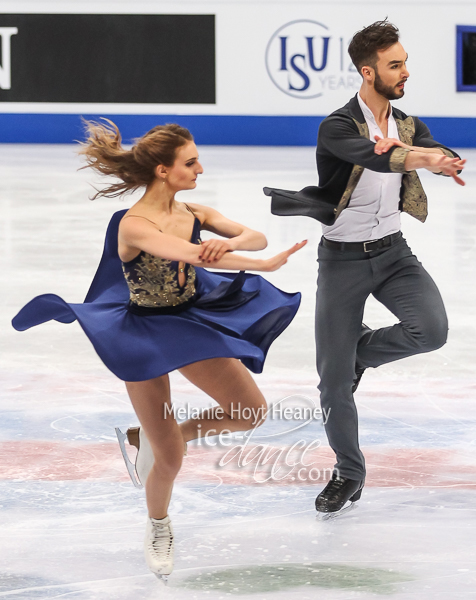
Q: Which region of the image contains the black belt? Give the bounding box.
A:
[127,296,196,315]
[321,231,402,253]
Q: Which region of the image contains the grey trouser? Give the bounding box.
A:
[315,234,448,480]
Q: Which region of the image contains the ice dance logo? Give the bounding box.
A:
[203,396,333,484]
[265,19,361,99]
[217,397,332,484]
[164,396,333,484]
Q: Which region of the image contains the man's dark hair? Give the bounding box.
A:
[348,20,400,74]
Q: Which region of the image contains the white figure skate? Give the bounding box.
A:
[144,515,174,582]
[115,426,154,488]
[116,426,187,488]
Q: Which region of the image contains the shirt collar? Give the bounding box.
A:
[357,92,393,124]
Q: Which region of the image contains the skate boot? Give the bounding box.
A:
[352,363,366,394]
[144,515,174,582]
[116,426,187,488]
[352,323,372,393]
[315,473,364,520]
[115,426,153,488]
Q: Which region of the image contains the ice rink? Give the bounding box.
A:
[1,144,475,599]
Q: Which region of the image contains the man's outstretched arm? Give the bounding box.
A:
[404,152,466,186]
[373,128,466,185]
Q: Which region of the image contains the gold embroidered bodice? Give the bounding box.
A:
[121,208,201,309]
[122,251,197,308]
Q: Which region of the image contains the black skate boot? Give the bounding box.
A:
[315,474,364,520]
[352,323,372,393]
[352,363,366,394]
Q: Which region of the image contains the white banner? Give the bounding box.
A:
[0,1,475,117]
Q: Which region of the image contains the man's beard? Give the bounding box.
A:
[374,67,405,100]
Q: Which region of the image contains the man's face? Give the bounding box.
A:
[372,42,410,100]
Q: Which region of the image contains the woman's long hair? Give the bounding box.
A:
[78,119,193,199]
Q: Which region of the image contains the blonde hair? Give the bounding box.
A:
[79,119,194,199]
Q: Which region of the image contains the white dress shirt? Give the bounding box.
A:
[322,93,403,242]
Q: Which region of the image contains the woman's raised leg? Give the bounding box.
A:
[178,357,268,441]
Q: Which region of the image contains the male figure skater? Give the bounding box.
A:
[265,20,465,516]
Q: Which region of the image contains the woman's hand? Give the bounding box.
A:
[199,238,235,263]
[374,135,412,155]
[261,240,307,272]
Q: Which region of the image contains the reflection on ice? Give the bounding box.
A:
[178,562,415,594]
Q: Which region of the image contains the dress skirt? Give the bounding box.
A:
[12,210,301,382]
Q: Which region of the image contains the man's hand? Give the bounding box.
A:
[374,135,411,155]
[377,135,467,186]
[426,154,466,186]
[199,238,235,263]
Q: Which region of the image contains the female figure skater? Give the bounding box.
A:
[12,121,305,582]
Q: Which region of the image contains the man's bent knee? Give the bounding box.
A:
[410,313,448,353]
[424,323,448,352]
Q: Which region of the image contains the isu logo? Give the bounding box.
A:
[0,27,18,89]
[265,20,361,100]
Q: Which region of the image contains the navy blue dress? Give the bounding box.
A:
[12,210,301,382]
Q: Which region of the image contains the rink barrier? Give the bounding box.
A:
[0,113,475,147]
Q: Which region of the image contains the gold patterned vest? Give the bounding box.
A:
[333,116,455,224]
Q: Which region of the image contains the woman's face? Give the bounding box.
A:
[163,141,203,191]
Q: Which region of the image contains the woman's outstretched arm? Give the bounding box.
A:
[119,217,305,272]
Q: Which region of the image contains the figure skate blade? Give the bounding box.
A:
[115,427,143,488]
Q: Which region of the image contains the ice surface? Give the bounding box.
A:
[0,145,475,599]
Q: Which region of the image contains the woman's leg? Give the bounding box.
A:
[178,357,267,442]
[123,358,266,506]
[125,375,184,519]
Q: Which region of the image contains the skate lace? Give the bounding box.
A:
[149,522,173,559]
[324,477,346,496]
